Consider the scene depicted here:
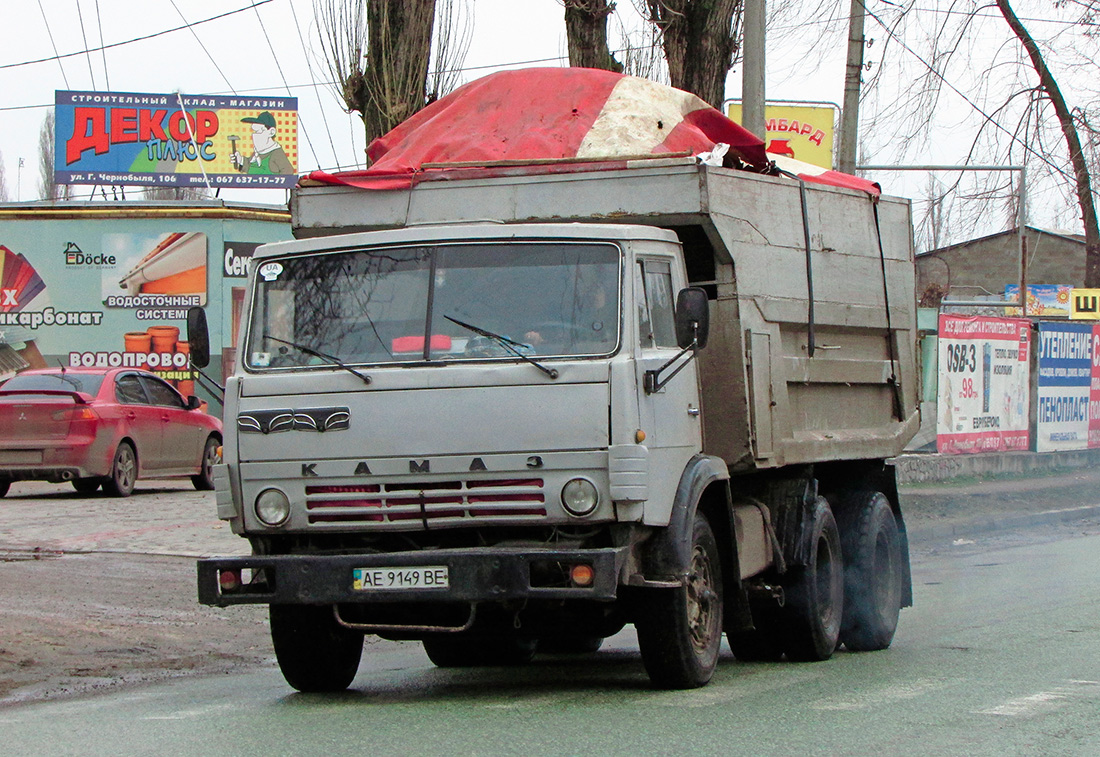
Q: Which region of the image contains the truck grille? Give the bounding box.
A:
[304,478,547,526]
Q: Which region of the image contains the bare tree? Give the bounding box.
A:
[0,150,9,202]
[38,111,71,201]
[141,186,214,201]
[852,0,1099,267]
[994,0,1099,285]
[561,1,623,71]
[633,0,743,108]
[315,0,471,151]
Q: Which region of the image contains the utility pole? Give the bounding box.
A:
[742,0,766,139]
[838,0,866,174]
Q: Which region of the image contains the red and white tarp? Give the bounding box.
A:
[305,68,879,196]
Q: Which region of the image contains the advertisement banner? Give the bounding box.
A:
[725,101,836,169]
[1034,322,1100,451]
[54,90,298,188]
[1004,284,1073,317]
[937,314,1031,454]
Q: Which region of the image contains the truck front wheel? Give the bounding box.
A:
[269,604,364,692]
[636,511,724,689]
[781,496,844,661]
[837,491,903,651]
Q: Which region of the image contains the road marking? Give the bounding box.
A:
[974,680,1100,717]
[811,678,946,711]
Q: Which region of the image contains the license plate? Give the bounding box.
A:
[352,565,449,591]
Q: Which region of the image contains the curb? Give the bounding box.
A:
[906,504,1100,543]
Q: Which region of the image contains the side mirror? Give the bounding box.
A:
[186,395,202,411]
[674,287,710,350]
[186,306,211,368]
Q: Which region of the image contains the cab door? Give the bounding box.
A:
[633,258,703,517]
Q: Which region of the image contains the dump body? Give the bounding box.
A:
[292,161,919,469]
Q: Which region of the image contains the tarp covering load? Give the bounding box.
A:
[305,68,879,196]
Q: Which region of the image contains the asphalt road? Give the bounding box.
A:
[2,520,1099,756]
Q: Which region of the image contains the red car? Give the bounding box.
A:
[0,367,222,498]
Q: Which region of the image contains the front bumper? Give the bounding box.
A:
[197,546,628,607]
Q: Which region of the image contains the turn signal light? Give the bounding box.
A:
[570,564,595,587]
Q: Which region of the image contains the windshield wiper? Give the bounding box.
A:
[263,335,372,385]
[444,315,558,379]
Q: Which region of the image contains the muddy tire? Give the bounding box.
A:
[191,436,219,491]
[72,478,102,495]
[837,491,903,652]
[422,635,538,667]
[270,604,364,692]
[102,442,137,498]
[636,511,724,689]
[782,496,844,662]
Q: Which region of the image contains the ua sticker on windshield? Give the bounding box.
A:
[259,262,283,281]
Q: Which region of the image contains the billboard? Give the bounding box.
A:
[937,314,1031,454]
[1034,322,1100,451]
[54,91,298,188]
[1070,288,1100,319]
[725,101,836,170]
[1004,284,1073,317]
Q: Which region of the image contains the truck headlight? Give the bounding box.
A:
[255,488,291,526]
[561,478,599,517]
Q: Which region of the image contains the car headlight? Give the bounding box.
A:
[561,478,599,517]
[255,488,291,526]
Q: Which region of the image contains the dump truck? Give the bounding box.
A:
[192,70,918,693]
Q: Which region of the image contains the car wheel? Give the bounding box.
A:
[191,436,219,491]
[72,478,102,495]
[635,511,724,689]
[102,442,137,497]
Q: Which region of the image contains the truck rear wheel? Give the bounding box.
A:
[422,635,537,667]
[636,511,724,689]
[269,604,364,692]
[781,496,843,662]
[837,491,903,651]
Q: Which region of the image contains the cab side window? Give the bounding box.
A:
[115,374,149,405]
[637,260,677,349]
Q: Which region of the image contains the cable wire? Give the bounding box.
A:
[36,0,70,87]
[169,0,236,92]
[2,0,274,72]
[75,0,97,89]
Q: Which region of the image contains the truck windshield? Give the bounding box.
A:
[245,241,620,369]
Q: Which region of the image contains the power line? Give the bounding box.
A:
[168,0,236,93]
[74,0,97,89]
[0,0,275,72]
[287,0,340,167]
[36,0,70,88]
[250,0,322,168]
[94,0,110,89]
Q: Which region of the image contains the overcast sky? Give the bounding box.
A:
[1,0,1094,242]
[0,0,846,205]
